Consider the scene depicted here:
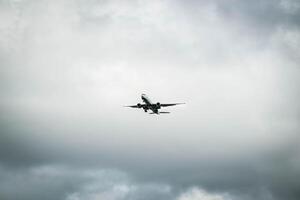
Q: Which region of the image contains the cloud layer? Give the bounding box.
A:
[1,0,300,199]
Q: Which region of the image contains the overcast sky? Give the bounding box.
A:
[1,0,300,200]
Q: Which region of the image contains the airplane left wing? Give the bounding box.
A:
[124,104,146,108]
[160,103,185,107]
[124,105,139,108]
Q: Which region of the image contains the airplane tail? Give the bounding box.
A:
[149,112,170,114]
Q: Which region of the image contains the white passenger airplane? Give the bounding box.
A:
[125,94,185,114]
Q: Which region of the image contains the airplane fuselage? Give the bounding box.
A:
[141,94,159,114]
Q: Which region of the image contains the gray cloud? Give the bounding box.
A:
[0,164,175,200]
[1,0,300,199]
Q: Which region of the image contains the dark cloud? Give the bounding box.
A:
[0,0,300,200]
[216,0,300,29]
[0,164,176,200]
[180,0,300,29]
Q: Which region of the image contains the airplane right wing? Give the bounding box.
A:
[160,103,185,107]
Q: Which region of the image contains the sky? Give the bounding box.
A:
[0,0,300,199]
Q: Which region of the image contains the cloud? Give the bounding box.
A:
[0,164,238,200]
[176,188,231,200]
[0,0,300,200]
[0,164,173,200]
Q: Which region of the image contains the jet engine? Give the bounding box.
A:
[137,103,142,108]
[156,102,161,109]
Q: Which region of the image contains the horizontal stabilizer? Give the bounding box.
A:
[159,112,170,114]
[149,112,170,114]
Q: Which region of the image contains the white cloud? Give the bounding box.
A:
[176,188,231,200]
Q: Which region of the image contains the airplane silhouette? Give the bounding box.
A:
[125,94,185,114]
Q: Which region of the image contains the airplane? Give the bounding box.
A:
[125,94,185,114]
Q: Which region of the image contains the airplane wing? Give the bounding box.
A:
[160,103,185,107]
[124,104,146,108]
